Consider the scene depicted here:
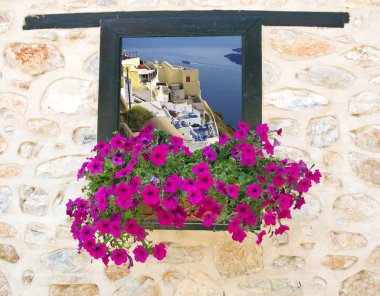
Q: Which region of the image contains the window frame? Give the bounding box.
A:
[97,15,263,141]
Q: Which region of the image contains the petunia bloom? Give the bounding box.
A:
[150,146,167,166]
[153,243,167,261]
[226,184,239,199]
[133,245,149,263]
[246,183,262,199]
[141,184,160,206]
[111,248,128,265]
[192,162,210,175]
[263,211,276,226]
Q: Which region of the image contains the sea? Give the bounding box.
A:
[122,36,242,128]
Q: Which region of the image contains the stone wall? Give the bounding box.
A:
[0,0,379,295]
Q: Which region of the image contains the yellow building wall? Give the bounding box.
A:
[182,68,201,97]
[121,57,141,68]
[158,63,182,85]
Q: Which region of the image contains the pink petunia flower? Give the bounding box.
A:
[111,248,128,265]
[218,133,229,146]
[256,230,266,245]
[79,225,95,240]
[125,220,139,236]
[275,224,290,235]
[157,210,174,226]
[187,186,203,205]
[77,161,88,180]
[265,163,279,174]
[162,195,178,210]
[278,208,292,219]
[233,128,248,140]
[181,145,193,157]
[267,183,277,197]
[294,197,306,210]
[90,243,107,259]
[170,136,183,147]
[216,180,226,194]
[122,140,133,152]
[129,176,141,195]
[227,216,241,234]
[241,154,256,167]
[163,177,179,193]
[87,157,103,174]
[263,211,276,226]
[110,221,123,238]
[311,169,322,184]
[277,193,293,210]
[273,173,286,187]
[232,227,247,243]
[115,182,133,199]
[83,238,96,252]
[202,213,216,227]
[236,203,251,219]
[115,195,134,211]
[237,120,250,131]
[133,245,149,263]
[110,134,125,150]
[297,178,311,193]
[150,146,167,166]
[153,243,167,261]
[244,213,257,226]
[97,219,111,235]
[111,152,125,166]
[173,213,186,229]
[135,227,146,241]
[226,184,239,199]
[141,184,160,206]
[192,162,210,175]
[197,173,214,191]
[256,123,269,142]
[182,178,196,191]
[246,183,262,199]
[257,174,266,183]
[203,146,217,162]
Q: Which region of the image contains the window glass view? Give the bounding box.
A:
[120,36,242,150]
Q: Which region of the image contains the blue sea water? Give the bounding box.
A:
[122,36,242,128]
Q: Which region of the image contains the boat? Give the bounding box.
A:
[182,60,191,64]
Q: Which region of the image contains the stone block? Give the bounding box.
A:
[339,270,380,296]
[350,125,380,152]
[333,193,378,223]
[214,239,263,277]
[0,11,14,34]
[345,45,380,67]
[19,185,49,216]
[348,152,380,187]
[270,29,334,59]
[4,43,64,75]
[174,273,223,296]
[266,88,329,110]
[329,231,367,250]
[349,91,380,116]
[306,116,339,148]
[35,155,86,178]
[0,93,27,118]
[0,244,19,263]
[0,164,21,178]
[321,255,358,270]
[113,276,160,296]
[296,65,355,89]
[41,78,97,115]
